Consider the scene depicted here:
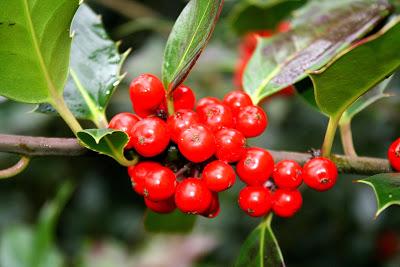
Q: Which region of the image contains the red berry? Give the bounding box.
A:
[197,103,234,132]
[128,162,158,196]
[223,90,253,115]
[201,193,220,218]
[178,124,215,163]
[237,147,274,186]
[202,160,236,192]
[142,163,176,201]
[196,97,221,112]
[175,178,212,214]
[145,197,176,214]
[173,85,195,110]
[238,186,272,217]
[236,105,268,137]
[272,189,302,218]
[132,117,170,157]
[167,109,200,143]
[130,74,165,114]
[215,128,246,163]
[303,157,338,191]
[108,113,140,149]
[272,160,303,189]
[388,138,400,172]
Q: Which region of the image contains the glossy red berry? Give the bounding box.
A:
[197,103,234,132]
[128,162,158,196]
[238,186,273,217]
[201,193,220,218]
[178,124,215,163]
[272,160,303,189]
[144,197,176,214]
[173,85,195,110]
[142,163,176,201]
[109,113,140,149]
[272,189,302,218]
[303,157,338,191]
[196,97,221,112]
[223,90,253,115]
[388,138,400,172]
[236,105,268,137]
[202,160,236,192]
[215,128,246,163]
[237,147,274,186]
[167,109,200,143]
[129,74,165,114]
[132,117,170,157]
[175,178,213,214]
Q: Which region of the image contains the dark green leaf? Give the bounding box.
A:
[235,215,285,267]
[309,18,400,118]
[357,173,400,217]
[162,0,224,92]
[37,4,128,127]
[243,0,391,104]
[77,129,136,166]
[144,210,196,233]
[229,0,306,35]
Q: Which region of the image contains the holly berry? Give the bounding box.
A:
[272,189,302,218]
[235,105,268,137]
[303,157,338,191]
[128,162,158,195]
[144,197,176,214]
[237,147,274,186]
[167,109,200,143]
[388,138,400,172]
[178,123,216,163]
[223,90,253,115]
[272,160,303,189]
[175,178,213,214]
[197,103,234,132]
[202,160,236,192]
[141,162,176,201]
[215,128,246,163]
[238,186,273,217]
[132,117,170,157]
[201,193,220,218]
[108,113,140,149]
[196,96,221,112]
[173,85,195,110]
[129,74,165,114]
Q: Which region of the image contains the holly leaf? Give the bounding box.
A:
[229,0,306,35]
[144,210,196,233]
[162,0,224,92]
[243,0,392,104]
[0,0,79,103]
[77,129,136,166]
[357,173,400,218]
[309,18,400,119]
[235,215,285,267]
[37,4,128,127]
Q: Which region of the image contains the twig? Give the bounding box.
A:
[0,156,30,179]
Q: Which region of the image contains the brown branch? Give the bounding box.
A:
[0,134,392,175]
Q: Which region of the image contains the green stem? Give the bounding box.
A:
[321,116,340,157]
[0,156,30,179]
[116,154,139,167]
[94,113,109,129]
[340,121,357,157]
[167,95,175,116]
[52,96,83,135]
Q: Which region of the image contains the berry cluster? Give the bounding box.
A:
[388,138,400,172]
[109,73,338,218]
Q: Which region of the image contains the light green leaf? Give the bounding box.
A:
[162,0,224,92]
[235,214,285,267]
[357,173,400,218]
[0,0,79,103]
[144,210,196,233]
[243,0,392,104]
[37,4,128,127]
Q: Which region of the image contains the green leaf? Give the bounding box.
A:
[309,18,400,118]
[243,0,392,104]
[144,210,196,233]
[77,129,136,166]
[229,0,306,35]
[235,215,285,267]
[0,0,79,103]
[0,226,33,267]
[162,0,223,92]
[37,4,128,127]
[357,173,400,218]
